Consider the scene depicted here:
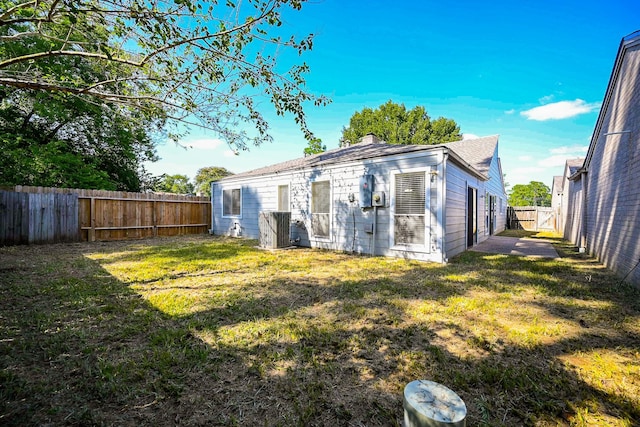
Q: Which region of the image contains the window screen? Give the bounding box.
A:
[223,188,241,216]
[311,181,330,237]
[394,172,425,245]
[278,185,290,212]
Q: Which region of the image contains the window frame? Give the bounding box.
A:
[310,179,331,239]
[221,187,242,218]
[277,184,290,212]
[390,169,430,251]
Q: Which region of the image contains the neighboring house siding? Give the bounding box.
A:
[563,176,583,246]
[551,176,563,233]
[585,40,640,285]
[557,159,584,242]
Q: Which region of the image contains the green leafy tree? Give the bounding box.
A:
[194,166,234,196]
[0,0,329,151]
[508,181,551,207]
[153,174,194,195]
[0,84,161,190]
[0,0,166,190]
[340,100,461,146]
[303,137,326,156]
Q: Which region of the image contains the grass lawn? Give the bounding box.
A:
[1,234,639,426]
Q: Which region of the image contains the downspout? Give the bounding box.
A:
[372,205,378,256]
[209,182,215,235]
[442,151,448,263]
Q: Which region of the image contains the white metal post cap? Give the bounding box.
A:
[403,380,466,427]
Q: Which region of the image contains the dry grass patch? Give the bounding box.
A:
[1,235,639,426]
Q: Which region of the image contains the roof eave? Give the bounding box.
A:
[568,167,587,182]
[445,148,489,181]
[584,30,640,169]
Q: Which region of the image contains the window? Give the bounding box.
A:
[311,180,330,237]
[394,172,426,245]
[222,188,241,216]
[278,184,290,212]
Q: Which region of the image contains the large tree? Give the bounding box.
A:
[303,137,325,156]
[0,23,163,190]
[194,166,234,196]
[0,72,162,190]
[508,181,551,207]
[153,174,194,194]
[340,100,461,146]
[0,0,328,151]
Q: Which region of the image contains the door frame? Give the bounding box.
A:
[467,186,477,248]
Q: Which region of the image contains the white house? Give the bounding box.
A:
[551,175,563,231]
[211,134,507,263]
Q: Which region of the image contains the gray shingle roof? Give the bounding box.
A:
[566,158,584,175]
[441,136,499,176]
[220,135,499,181]
[553,176,564,192]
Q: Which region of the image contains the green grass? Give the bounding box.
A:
[1,235,639,426]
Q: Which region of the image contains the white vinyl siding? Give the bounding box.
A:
[311,180,330,238]
[222,188,241,217]
[211,148,455,263]
[394,172,426,246]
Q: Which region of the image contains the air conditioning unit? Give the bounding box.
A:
[259,211,291,249]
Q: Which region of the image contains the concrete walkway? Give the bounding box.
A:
[469,236,559,259]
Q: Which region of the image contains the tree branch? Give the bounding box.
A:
[0,0,37,22]
[0,76,181,108]
[0,50,141,69]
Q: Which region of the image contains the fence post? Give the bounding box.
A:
[89,197,96,242]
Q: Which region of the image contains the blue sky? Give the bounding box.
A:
[146,0,639,191]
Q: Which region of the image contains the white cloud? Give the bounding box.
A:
[539,94,555,104]
[504,109,515,115]
[518,155,533,162]
[505,165,546,185]
[521,99,600,121]
[538,155,573,167]
[223,149,239,157]
[462,133,480,140]
[549,145,588,155]
[184,138,225,150]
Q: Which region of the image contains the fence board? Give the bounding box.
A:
[0,191,29,245]
[507,206,556,231]
[1,186,210,245]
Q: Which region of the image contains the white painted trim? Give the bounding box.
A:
[309,176,333,242]
[277,183,291,212]
[221,186,243,219]
[388,167,432,253]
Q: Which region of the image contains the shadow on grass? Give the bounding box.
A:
[1,236,639,426]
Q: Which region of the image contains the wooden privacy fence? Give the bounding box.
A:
[0,191,79,245]
[507,206,556,231]
[1,186,211,245]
